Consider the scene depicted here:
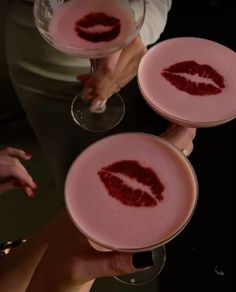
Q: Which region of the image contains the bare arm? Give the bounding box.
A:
[0,212,60,292]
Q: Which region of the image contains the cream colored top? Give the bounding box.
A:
[5,0,172,85]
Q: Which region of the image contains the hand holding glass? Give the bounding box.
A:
[34,0,146,132]
[138,37,236,128]
[65,133,198,285]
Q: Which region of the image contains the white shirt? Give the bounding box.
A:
[141,0,172,46]
[5,0,172,85]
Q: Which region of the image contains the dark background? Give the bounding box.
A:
[0,1,235,291]
[157,1,236,291]
[94,1,236,291]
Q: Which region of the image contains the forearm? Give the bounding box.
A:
[26,278,95,292]
[140,0,172,46]
[0,233,48,292]
[0,210,63,292]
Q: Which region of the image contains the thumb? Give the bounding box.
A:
[76,251,154,282]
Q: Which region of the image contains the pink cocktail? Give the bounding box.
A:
[138,37,236,127]
[65,133,198,252]
[49,0,136,56]
[34,0,146,132]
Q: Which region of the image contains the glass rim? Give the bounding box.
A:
[137,37,236,128]
[137,78,236,127]
[64,132,199,252]
[33,0,146,58]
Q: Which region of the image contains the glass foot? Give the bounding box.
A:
[71,92,125,132]
[114,246,166,285]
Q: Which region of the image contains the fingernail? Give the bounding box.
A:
[25,152,32,158]
[90,99,106,113]
[132,251,154,269]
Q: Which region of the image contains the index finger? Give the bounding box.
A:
[0,147,32,160]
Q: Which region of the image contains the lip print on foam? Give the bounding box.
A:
[98,160,165,207]
[161,60,225,96]
[75,12,121,42]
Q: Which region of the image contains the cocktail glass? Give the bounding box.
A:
[138,37,236,128]
[33,0,146,132]
[65,132,198,284]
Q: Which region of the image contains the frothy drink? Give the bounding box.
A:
[49,0,135,55]
[65,133,198,250]
[138,37,236,127]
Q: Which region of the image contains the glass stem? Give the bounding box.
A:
[90,59,97,73]
[89,59,107,114]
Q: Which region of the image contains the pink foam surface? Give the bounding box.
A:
[65,133,198,250]
[138,37,236,126]
[49,0,135,54]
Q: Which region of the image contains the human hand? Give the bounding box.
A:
[78,36,147,111]
[160,124,197,157]
[27,209,154,292]
[0,147,37,197]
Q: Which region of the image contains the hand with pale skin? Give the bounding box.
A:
[78,36,147,111]
[160,124,197,156]
[26,209,153,292]
[0,147,37,197]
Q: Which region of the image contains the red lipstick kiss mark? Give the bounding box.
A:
[75,12,121,42]
[161,60,225,95]
[98,160,164,207]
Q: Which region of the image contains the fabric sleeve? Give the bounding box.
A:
[140,0,172,46]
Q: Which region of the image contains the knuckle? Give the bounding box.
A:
[12,158,19,165]
[4,146,13,153]
[9,158,20,172]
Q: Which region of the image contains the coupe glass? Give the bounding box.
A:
[137,37,236,128]
[64,132,199,285]
[34,0,146,132]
